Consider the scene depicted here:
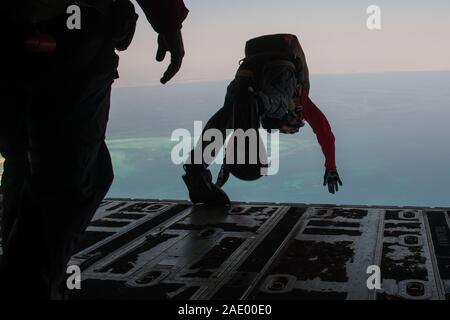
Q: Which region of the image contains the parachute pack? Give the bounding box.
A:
[238,34,307,132]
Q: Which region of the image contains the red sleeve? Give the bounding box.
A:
[301,94,336,170]
[136,0,189,33]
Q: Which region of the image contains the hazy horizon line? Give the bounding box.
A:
[113,68,450,89]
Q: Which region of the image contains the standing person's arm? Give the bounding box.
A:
[135,0,189,83]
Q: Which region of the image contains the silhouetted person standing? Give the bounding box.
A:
[0,0,188,299]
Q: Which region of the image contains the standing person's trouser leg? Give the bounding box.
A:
[0,79,114,299]
[0,152,28,247]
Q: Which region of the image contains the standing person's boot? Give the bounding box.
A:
[182,164,230,205]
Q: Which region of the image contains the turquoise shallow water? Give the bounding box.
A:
[2,71,450,207]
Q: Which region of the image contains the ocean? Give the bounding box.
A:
[1,71,450,207]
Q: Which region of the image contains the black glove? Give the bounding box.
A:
[156,31,185,84]
[323,169,343,194]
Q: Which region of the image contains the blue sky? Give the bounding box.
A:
[114,0,450,86]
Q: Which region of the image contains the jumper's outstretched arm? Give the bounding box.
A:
[301,95,336,170]
[301,94,343,193]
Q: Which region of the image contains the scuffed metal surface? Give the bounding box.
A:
[1,197,449,300]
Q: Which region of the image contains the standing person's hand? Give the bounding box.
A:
[323,169,343,194]
[156,31,185,84]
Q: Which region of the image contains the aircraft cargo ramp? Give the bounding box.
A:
[1,199,450,300]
